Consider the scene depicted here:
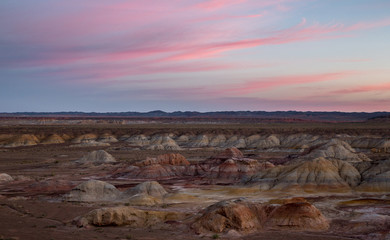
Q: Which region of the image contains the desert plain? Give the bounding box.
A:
[0,119,390,240]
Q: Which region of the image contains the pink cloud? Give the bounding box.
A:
[345,18,390,31]
[159,20,347,62]
[164,16,390,62]
[193,12,263,23]
[332,82,390,95]
[107,71,356,99]
[106,74,390,112]
[196,0,247,10]
[221,71,357,95]
[36,61,235,85]
[92,62,234,81]
[3,1,390,85]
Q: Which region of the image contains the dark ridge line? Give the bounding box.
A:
[0,111,389,122]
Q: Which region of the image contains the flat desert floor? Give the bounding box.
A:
[1,121,389,240]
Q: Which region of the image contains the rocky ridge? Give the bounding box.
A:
[246,157,361,192]
[75,206,189,228]
[192,198,329,234]
[116,149,274,183]
[1,132,389,157]
[75,150,117,165]
[65,180,168,205]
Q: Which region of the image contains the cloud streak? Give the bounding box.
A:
[1,0,390,112]
[3,1,390,70]
[197,0,247,11]
[107,71,357,99]
[331,82,390,95]
[222,72,356,95]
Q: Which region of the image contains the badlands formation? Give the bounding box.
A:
[0,122,390,240]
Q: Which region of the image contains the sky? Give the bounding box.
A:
[1,0,390,112]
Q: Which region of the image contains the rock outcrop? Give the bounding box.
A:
[215,147,244,159]
[66,180,120,202]
[192,198,329,234]
[2,132,388,157]
[192,199,271,233]
[350,137,390,152]
[330,159,361,187]
[61,133,72,141]
[123,194,163,206]
[223,136,247,149]
[359,159,390,179]
[70,140,110,147]
[76,150,116,165]
[265,201,329,231]
[205,158,274,182]
[118,134,131,141]
[126,135,150,147]
[189,135,209,148]
[135,153,189,167]
[0,173,13,183]
[248,157,360,192]
[126,165,187,179]
[75,206,188,227]
[97,133,118,143]
[280,134,323,149]
[186,148,274,183]
[375,140,390,152]
[0,134,13,144]
[41,134,65,144]
[71,134,98,143]
[117,149,273,182]
[357,172,390,192]
[254,135,280,149]
[145,136,181,150]
[118,153,189,179]
[208,135,226,147]
[66,179,168,205]
[2,131,390,161]
[121,181,168,206]
[123,181,168,198]
[356,159,390,192]
[4,134,40,147]
[306,139,370,162]
[175,135,190,145]
[245,135,261,147]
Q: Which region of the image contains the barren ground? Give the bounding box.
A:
[0,121,389,240]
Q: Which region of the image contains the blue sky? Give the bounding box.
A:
[1,0,390,112]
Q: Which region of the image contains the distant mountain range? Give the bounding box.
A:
[1,111,390,122]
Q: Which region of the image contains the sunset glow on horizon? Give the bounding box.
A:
[1,0,390,112]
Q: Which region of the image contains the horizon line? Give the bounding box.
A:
[1,110,390,114]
